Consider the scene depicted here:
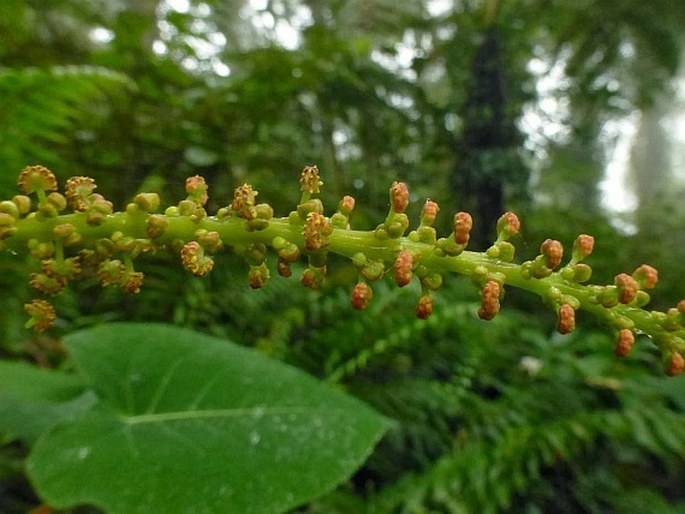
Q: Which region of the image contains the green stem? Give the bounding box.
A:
[4,211,684,353]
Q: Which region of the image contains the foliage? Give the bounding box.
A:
[1,323,388,513]
[0,66,131,196]
[1,0,685,512]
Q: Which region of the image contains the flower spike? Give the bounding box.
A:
[3,164,684,376]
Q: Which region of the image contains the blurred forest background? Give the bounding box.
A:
[2,0,685,512]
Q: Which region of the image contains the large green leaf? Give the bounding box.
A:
[0,361,92,443]
[27,323,389,514]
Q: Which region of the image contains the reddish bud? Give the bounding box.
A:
[390,182,409,213]
[185,175,208,206]
[300,165,323,194]
[557,304,576,334]
[632,264,658,290]
[540,239,563,269]
[667,352,685,376]
[18,165,58,195]
[339,195,355,216]
[614,273,638,304]
[277,259,292,278]
[496,212,521,240]
[421,200,440,226]
[351,282,373,310]
[478,280,501,321]
[678,300,685,315]
[394,250,414,287]
[453,212,473,245]
[572,234,594,261]
[614,329,635,357]
[24,299,56,332]
[416,295,433,319]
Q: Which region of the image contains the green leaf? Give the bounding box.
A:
[27,323,390,514]
[0,361,92,443]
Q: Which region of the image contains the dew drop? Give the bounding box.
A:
[249,431,261,445]
[77,446,90,459]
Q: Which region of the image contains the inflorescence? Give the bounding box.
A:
[2,165,684,375]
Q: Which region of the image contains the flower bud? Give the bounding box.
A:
[185,176,208,206]
[339,195,355,216]
[0,200,19,219]
[65,176,97,211]
[47,192,67,212]
[196,230,223,254]
[28,239,55,259]
[134,193,161,212]
[12,195,31,214]
[416,295,433,319]
[247,203,274,231]
[301,266,326,289]
[614,329,635,357]
[632,264,658,290]
[121,271,144,294]
[351,282,373,310]
[30,271,67,295]
[37,200,59,218]
[421,200,439,226]
[303,212,333,251]
[362,261,384,281]
[24,299,56,332]
[277,259,292,278]
[571,234,594,263]
[478,280,501,321]
[146,214,169,238]
[390,182,409,213]
[614,273,638,304]
[0,213,16,229]
[97,259,125,287]
[231,183,258,220]
[394,250,413,287]
[540,239,563,269]
[667,352,684,376]
[496,212,520,241]
[386,213,409,239]
[18,165,58,195]
[278,241,300,263]
[181,241,214,277]
[300,165,323,194]
[421,271,443,291]
[248,263,270,289]
[453,212,473,245]
[557,304,576,334]
[52,225,74,241]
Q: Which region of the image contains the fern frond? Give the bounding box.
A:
[0,65,132,193]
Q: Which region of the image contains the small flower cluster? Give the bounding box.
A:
[2,164,684,375]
